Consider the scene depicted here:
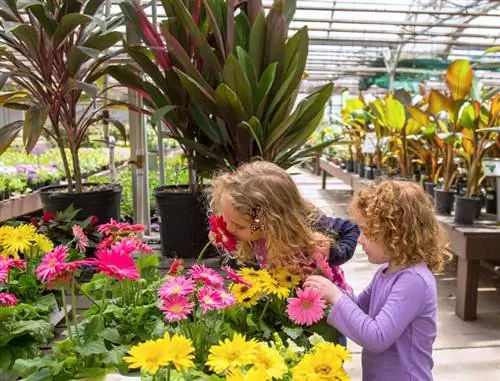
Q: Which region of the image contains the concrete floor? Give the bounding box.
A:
[292,168,500,380]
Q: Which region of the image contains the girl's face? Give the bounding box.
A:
[357,220,390,265]
[219,197,264,242]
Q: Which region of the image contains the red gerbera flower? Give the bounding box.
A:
[208,215,238,253]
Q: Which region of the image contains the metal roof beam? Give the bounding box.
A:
[309,37,497,49]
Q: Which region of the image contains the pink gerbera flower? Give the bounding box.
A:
[208,215,238,253]
[36,246,70,283]
[189,264,224,287]
[197,286,224,313]
[0,264,8,283]
[1,258,26,270]
[313,252,334,281]
[110,239,138,256]
[223,266,251,286]
[167,258,184,275]
[0,292,17,306]
[72,225,89,252]
[90,249,140,281]
[217,289,237,308]
[158,276,196,299]
[159,294,194,322]
[286,287,326,326]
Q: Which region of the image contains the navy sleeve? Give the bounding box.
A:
[313,215,360,266]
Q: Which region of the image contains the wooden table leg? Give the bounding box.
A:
[321,170,327,189]
[455,258,480,321]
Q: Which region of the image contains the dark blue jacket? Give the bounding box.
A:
[312,215,360,267]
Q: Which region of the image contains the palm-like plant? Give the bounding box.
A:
[109,0,333,192]
[0,0,125,192]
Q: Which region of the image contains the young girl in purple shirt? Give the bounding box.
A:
[306,180,450,381]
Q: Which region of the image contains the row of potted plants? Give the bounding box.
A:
[338,59,499,225]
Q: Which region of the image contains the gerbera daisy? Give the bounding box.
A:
[90,248,140,281]
[2,224,36,255]
[286,287,326,326]
[35,246,70,283]
[167,258,184,275]
[238,268,271,290]
[206,333,259,374]
[0,292,17,306]
[313,252,334,281]
[163,333,195,373]
[226,367,270,381]
[189,264,224,287]
[72,225,89,253]
[315,341,352,362]
[230,283,261,307]
[270,269,300,289]
[123,339,171,374]
[260,276,290,299]
[208,215,238,252]
[110,239,138,256]
[0,264,8,283]
[158,276,196,299]
[159,294,194,322]
[223,266,251,286]
[292,344,351,381]
[32,234,54,254]
[252,343,288,380]
[197,286,224,313]
[217,289,237,308]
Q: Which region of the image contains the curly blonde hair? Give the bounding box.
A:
[348,180,451,272]
[207,161,333,269]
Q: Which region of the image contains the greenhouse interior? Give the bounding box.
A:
[0,0,499,379]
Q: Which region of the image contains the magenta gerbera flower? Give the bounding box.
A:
[110,239,138,256]
[197,286,224,313]
[287,287,327,326]
[0,264,8,284]
[90,249,140,281]
[36,246,70,283]
[0,258,26,270]
[208,215,238,253]
[159,294,194,322]
[189,264,224,287]
[158,276,196,300]
[217,289,237,308]
[0,292,17,306]
[223,266,251,286]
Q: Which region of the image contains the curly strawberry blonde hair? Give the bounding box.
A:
[348,180,451,272]
[207,161,334,269]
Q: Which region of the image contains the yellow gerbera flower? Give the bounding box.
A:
[1,224,36,255]
[230,283,261,307]
[238,268,272,290]
[206,333,259,374]
[270,269,300,289]
[252,344,287,380]
[32,234,54,255]
[260,276,290,299]
[162,332,195,373]
[315,342,352,362]
[292,343,351,381]
[226,367,270,381]
[123,339,171,374]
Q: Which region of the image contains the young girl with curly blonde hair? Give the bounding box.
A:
[208,160,359,290]
[305,179,450,381]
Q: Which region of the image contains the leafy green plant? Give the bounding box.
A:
[0,0,126,193]
[108,0,334,192]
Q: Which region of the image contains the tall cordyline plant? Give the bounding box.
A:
[0,0,125,192]
[108,0,334,192]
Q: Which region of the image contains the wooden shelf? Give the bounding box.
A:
[0,192,42,222]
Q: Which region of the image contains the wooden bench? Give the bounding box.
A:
[319,157,500,321]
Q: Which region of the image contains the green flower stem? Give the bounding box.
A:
[77,283,99,307]
[99,279,110,329]
[60,287,74,343]
[259,298,270,322]
[196,240,212,264]
[70,280,80,345]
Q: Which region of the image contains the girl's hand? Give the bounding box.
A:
[304,275,343,305]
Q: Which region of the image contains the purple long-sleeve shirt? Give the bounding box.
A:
[328,262,437,381]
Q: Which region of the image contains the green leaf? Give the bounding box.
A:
[65,78,98,98]
[384,98,406,131]
[84,31,122,50]
[101,328,122,344]
[264,0,286,67]
[189,104,227,145]
[203,0,226,61]
[52,13,92,48]
[0,72,9,90]
[280,26,308,89]
[174,68,218,115]
[222,54,253,116]
[0,348,11,372]
[77,339,108,356]
[28,4,57,36]
[484,46,500,55]
[239,120,262,155]
[175,138,222,161]
[255,62,278,117]
[282,325,303,339]
[0,121,23,154]
[215,83,249,124]
[445,59,473,100]
[11,24,39,55]
[83,0,105,16]
[23,105,47,153]
[236,46,257,95]
[248,10,265,76]
[150,105,177,126]
[235,11,251,51]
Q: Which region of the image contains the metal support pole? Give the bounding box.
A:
[107,136,116,182]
